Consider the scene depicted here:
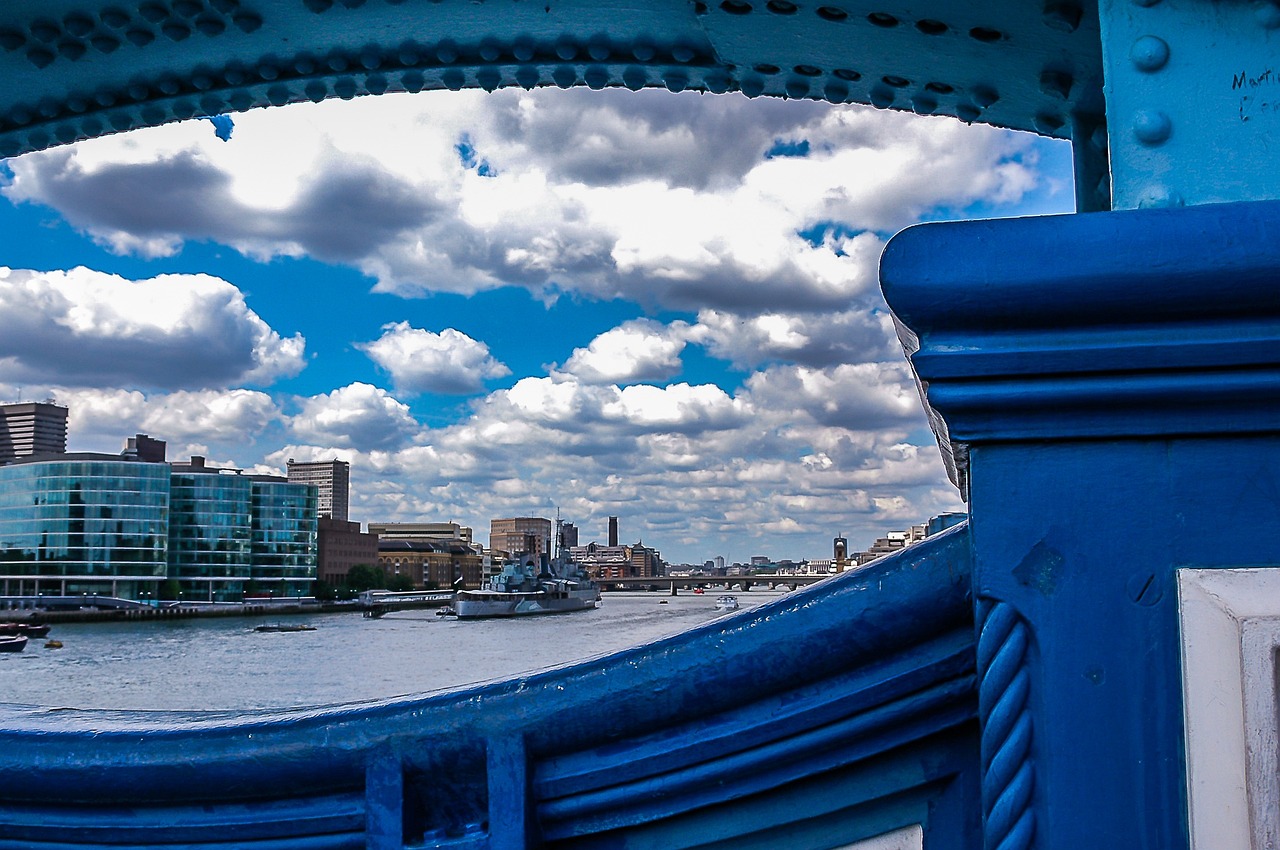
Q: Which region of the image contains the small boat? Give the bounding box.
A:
[0,635,28,653]
[715,595,740,612]
[693,587,705,594]
[0,622,49,638]
[44,640,63,649]
[658,600,669,604]
[435,606,456,617]
[253,624,316,633]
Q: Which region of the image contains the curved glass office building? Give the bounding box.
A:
[169,471,252,602]
[0,455,169,598]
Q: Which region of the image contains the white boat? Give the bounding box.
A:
[715,595,740,612]
[455,555,600,619]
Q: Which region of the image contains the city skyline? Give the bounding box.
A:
[0,88,1073,563]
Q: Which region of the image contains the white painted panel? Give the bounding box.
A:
[1178,568,1280,850]
[831,823,923,850]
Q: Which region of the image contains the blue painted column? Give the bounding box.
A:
[882,201,1280,849]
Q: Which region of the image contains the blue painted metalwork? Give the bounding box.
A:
[882,199,1280,849]
[3,1,1279,847]
[0,1,1104,166]
[0,525,976,848]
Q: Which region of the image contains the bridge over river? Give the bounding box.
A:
[598,574,836,592]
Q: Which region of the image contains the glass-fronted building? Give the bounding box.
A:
[0,455,318,602]
[168,471,252,602]
[249,477,318,598]
[0,455,169,598]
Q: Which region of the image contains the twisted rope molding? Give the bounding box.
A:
[977,597,1035,850]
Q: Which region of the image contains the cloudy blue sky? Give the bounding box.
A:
[0,88,1073,564]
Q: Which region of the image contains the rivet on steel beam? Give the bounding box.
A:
[584,65,608,90]
[476,67,501,92]
[1043,1,1082,32]
[622,66,647,91]
[587,35,611,61]
[869,85,894,108]
[304,80,328,102]
[1131,0,1161,7]
[125,28,155,47]
[823,80,848,102]
[0,28,27,50]
[740,74,765,97]
[785,77,810,98]
[91,34,122,52]
[1133,110,1171,144]
[632,40,656,62]
[334,76,359,98]
[512,38,534,62]
[554,38,577,61]
[672,43,696,63]
[515,66,540,90]
[478,39,501,63]
[401,70,426,93]
[1129,36,1169,72]
[293,56,317,75]
[552,65,576,88]
[171,99,197,118]
[971,85,999,107]
[956,103,980,122]
[442,68,466,91]
[367,74,389,95]
[1039,70,1073,99]
[705,71,730,94]
[911,95,937,115]
[1033,112,1065,133]
[436,41,458,64]
[26,47,55,68]
[665,71,689,93]
[66,96,89,113]
[93,91,116,107]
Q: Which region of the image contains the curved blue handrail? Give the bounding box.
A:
[0,522,975,849]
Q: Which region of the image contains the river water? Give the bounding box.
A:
[0,590,785,711]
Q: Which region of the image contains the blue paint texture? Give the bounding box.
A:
[2,0,1278,846]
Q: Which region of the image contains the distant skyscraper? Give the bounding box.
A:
[0,402,67,464]
[608,516,618,547]
[490,517,553,557]
[286,459,350,521]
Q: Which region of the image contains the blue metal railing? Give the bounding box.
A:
[0,523,976,849]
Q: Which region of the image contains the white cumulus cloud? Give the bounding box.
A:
[291,383,420,451]
[0,266,304,390]
[359,322,510,395]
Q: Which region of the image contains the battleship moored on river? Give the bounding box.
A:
[455,554,600,619]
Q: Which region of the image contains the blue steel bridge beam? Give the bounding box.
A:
[0,0,1108,204]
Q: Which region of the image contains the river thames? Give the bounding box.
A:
[0,590,787,711]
